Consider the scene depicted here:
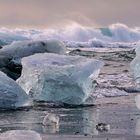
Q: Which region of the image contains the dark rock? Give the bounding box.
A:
[74,132,80,135]
[0,56,22,80]
[6,60,22,74]
[84,133,88,136]
[41,41,46,46]
[96,123,110,132]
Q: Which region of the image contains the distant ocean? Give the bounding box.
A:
[0,23,140,48]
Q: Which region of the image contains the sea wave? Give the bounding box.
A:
[0,23,140,48]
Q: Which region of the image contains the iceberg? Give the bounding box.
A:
[0,39,66,59]
[0,71,29,109]
[0,130,42,140]
[17,53,103,105]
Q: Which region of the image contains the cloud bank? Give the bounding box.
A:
[0,0,140,28]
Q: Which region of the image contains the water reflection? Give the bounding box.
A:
[81,108,99,135]
[0,106,99,135]
[0,105,138,136]
[135,117,140,135]
[42,125,59,134]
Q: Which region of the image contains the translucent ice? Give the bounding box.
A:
[130,45,140,110]
[17,53,103,105]
[0,71,29,109]
[130,44,140,83]
[0,39,66,59]
[0,39,66,80]
[43,113,59,126]
[0,130,42,140]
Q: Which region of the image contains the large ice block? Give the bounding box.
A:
[17,53,103,105]
[0,71,29,109]
[0,39,66,59]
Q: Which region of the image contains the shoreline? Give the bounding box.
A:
[0,47,140,140]
[41,94,140,139]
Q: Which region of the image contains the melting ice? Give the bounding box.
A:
[0,71,29,109]
[17,53,104,105]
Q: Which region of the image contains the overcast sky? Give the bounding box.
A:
[0,0,139,28]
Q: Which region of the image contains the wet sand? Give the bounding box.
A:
[42,95,140,139]
[42,47,140,140]
[69,48,137,97]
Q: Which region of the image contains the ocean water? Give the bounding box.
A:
[0,23,140,48]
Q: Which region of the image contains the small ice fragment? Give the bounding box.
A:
[43,113,59,126]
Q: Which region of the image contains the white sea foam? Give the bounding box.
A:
[0,23,140,48]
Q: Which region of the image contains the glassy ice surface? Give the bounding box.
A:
[131,44,140,84]
[0,71,29,109]
[17,53,103,105]
[130,44,140,110]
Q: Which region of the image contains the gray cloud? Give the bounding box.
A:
[0,0,139,28]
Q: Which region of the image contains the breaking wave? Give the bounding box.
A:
[0,23,140,48]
